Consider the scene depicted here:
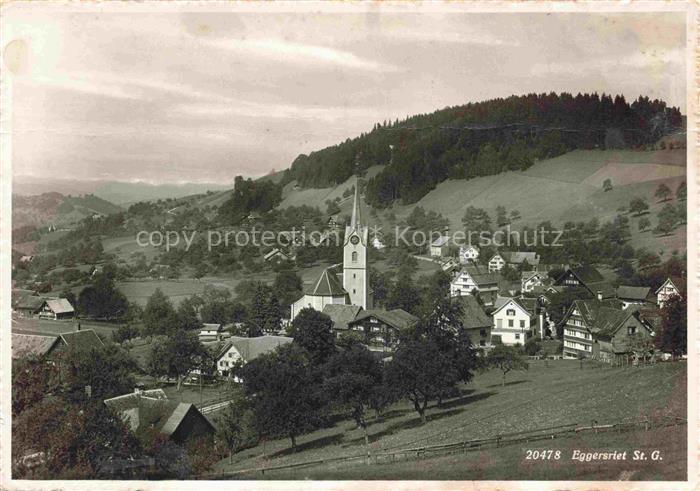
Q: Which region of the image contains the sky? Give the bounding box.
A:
[2,7,687,185]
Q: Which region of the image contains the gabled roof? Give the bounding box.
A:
[45,298,74,314]
[322,304,362,331]
[454,296,491,330]
[460,244,479,252]
[463,266,500,286]
[655,276,685,295]
[200,323,222,332]
[104,389,168,412]
[221,335,293,362]
[591,307,638,337]
[585,281,616,299]
[616,286,651,302]
[264,248,288,261]
[15,295,45,311]
[59,329,104,352]
[566,298,624,328]
[307,268,347,296]
[350,309,419,330]
[431,236,450,247]
[492,296,534,317]
[12,333,59,358]
[566,265,605,284]
[521,270,546,281]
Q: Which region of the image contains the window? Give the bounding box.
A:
[508,319,514,327]
[353,273,356,279]
[627,326,636,335]
[352,252,358,262]
[506,309,516,316]
[228,353,233,358]
[520,320,525,328]
[515,334,520,340]
[496,319,503,328]
[353,289,356,294]
[480,329,487,337]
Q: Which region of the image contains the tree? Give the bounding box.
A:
[628,197,649,216]
[218,394,258,463]
[77,274,129,320]
[509,209,521,222]
[177,296,203,331]
[62,344,138,402]
[273,270,303,311]
[603,178,613,192]
[288,308,336,365]
[485,344,529,386]
[638,216,651,232]
[654,183,672,202]
[385,339,460,424]
[676,202,687,224]
[148,329,208,391]
[142,288,178,336]
[193,263,208,281]
[386,269,420,315]
[240,343,322,450]
[495,205,509,227]
[12,355,60,416]
[676,181,687,201]
[246,283,282,336]
[323,345,383,456]
[655,203,678,235]
[656,294,687,358]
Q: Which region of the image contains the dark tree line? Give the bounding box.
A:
[283,92,682,206]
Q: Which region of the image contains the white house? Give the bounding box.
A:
[656,277,683,308]
[616,286,652,310]
[521,271,548,293]
[199,323,226,342]
[372,236,386,249]
[458,245,479,264]
[491,296,535,346]
[488,254,506,272]
[430,236,450,257]
[450,266,500,307]
[215,335,293,378]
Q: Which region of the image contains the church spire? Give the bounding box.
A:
[350,179,361,230]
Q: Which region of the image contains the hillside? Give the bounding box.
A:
[12,192,123,230]
[271,148,687,257]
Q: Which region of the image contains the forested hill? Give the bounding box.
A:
[283,92,683,207]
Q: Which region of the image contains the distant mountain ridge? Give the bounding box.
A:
[13,177,233,205]
[12,192,123,230]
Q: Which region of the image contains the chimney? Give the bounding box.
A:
[596,291,603,301]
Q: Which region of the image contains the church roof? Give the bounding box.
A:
[308,268,347,297]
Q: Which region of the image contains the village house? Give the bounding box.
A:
[561,299,654,363]
[346,309,419,352]
[458,245,480,264]
[327,214,341,231]
[441,257,460,273]
[12,295,45,317]
[553,265,616,300]
[322,304,363,336]
[521,271,550,293]
[104,389,215,444]
[455,295,492,348]
[502,251,541,270]
[656,276,684,308]
[491,296,536,346]
[39,298,75,320]
[488,253,506,272]
[198,323,227,342]
[263,248,291,263]
[371,236,386,249]
[214,335,293,377]
[616,286,653,310]
[11,329,104,360]
[450,266,500,307]
[430,235,450,257]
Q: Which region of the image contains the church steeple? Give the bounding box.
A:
[343,174,371,310]
[350,180,361,230]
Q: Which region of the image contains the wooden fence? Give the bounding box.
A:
[200,414,686,479]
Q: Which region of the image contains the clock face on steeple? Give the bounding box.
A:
[350,235,360,245]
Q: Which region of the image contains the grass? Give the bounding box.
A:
[11,316,121,340]
[211,360,686,480]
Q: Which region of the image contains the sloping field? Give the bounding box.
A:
[212,360,686,479]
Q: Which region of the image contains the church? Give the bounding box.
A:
[290,185,373,319]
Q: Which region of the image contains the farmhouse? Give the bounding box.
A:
[104,390,215,444]
[491,296,535,346]
[322,304,363,335]
[39,298,75,320]
[656,276,684,308]
[13,295,45,317]
[561,299,653,363]
[347,309,419,352]
[450,266,499,307]
[441,257,460,273]
[554,265,615,300]
[488,253,506,272]
[11,329,103,359]
[454,295,492,348]
[615,286,653,310]
[215,335,293,376]
[458,245,479,264]
[430,235,450,257]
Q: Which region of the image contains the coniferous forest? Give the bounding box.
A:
[283,92,683,207]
